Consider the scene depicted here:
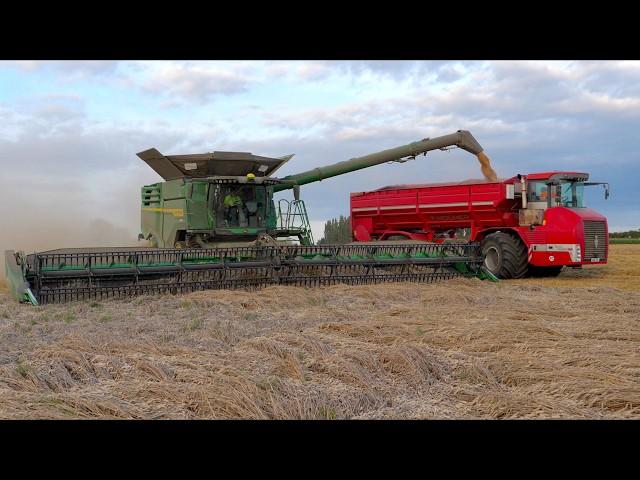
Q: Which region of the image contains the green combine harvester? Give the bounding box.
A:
[5,130,495,305]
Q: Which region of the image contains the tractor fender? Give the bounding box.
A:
[473,227,526,245]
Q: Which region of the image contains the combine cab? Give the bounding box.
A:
[5,130,497,305]
[137,149,314,248]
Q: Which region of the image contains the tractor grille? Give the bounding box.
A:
[583,221,607,261]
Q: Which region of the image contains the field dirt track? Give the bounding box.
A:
[0,245,638,419]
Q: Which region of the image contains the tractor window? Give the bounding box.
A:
[527,181,548,203]
[216,184,266,228]
[528,180,585,208]
[553,182,585,208]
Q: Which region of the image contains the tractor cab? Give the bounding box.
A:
[516,171,609,227]
[521,172,609,210]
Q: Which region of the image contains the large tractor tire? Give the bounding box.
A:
[481,232,529,279]
[528,266,563,277]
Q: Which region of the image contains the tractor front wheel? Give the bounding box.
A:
[481,232,529,279]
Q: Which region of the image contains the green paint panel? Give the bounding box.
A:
[162,180,185,200]
[186,181,210,230]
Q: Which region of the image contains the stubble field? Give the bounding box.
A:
[0,245,638,419]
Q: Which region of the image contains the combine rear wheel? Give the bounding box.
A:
[481,232,528,279]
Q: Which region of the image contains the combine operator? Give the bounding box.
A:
[224,188,248,227]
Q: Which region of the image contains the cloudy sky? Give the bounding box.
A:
[0,60,639,252]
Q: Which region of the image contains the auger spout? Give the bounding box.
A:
[274,130,484,191]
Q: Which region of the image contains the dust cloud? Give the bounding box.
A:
[0,163,155,280]
[1,217,139,279]
[476,151,498,182]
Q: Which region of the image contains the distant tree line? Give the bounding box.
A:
[317,215,352,245]
[610,229,640,239]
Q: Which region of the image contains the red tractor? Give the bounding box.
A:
[350,172,610,278]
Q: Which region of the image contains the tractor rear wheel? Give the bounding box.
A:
[528,266,563,277]
[481,232,529,279]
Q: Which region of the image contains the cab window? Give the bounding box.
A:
[527,181,548,203]
[552,182,585,208]
[528,180,585,208]
[214,184,266,228]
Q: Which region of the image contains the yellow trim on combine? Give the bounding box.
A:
[142,207,185,218]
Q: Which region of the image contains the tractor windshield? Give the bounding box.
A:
[527,180,585,208]
[542,180,584,208]
[549,181,585,208]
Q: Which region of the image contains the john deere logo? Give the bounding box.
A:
[594,235,599,250]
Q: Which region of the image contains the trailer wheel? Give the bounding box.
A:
[528,266,563,277]
[481,232,529,279]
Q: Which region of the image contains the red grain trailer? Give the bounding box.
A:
[350,172,609,278]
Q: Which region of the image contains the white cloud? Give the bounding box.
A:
[0,60,120,82]
[136,62,258,103]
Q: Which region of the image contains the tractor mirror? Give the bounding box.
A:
[585,182,610,200]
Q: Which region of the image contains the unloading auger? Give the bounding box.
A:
[5,130,495,305]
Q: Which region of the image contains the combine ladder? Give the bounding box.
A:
[277,199,314,245]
